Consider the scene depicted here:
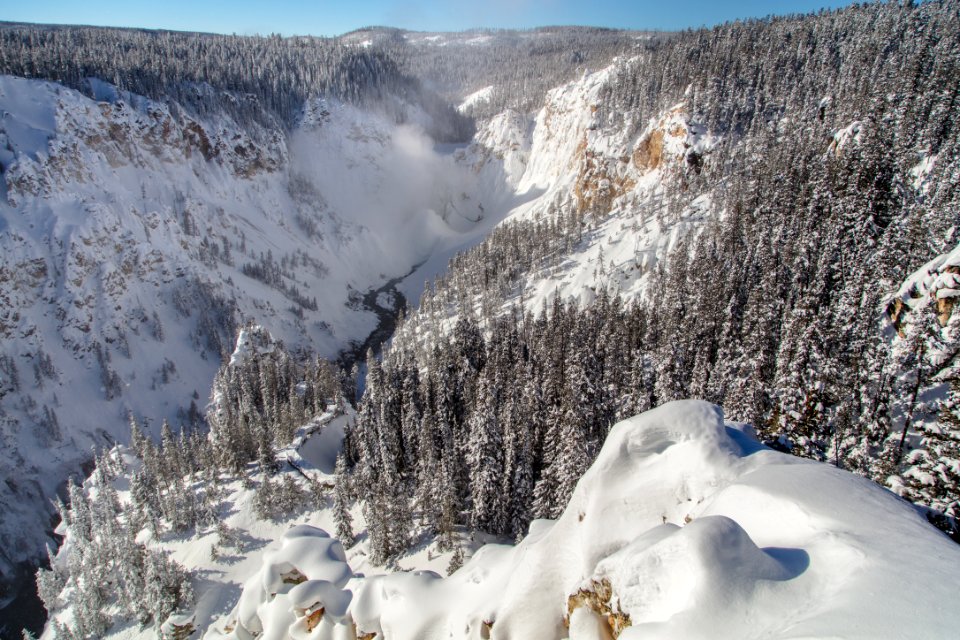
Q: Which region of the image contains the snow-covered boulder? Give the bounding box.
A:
[211,526,353,640]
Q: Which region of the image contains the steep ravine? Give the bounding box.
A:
[0,65,537,635]
[9,56,715,637]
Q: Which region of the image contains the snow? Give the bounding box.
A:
[911,152,937,193]
[0,76,58,162]
[595,516,799,632]
[464,36,493,46]
[457,86,494,113]
[109,400,958,640]
[227,526,353,639]
[465,401,958,639]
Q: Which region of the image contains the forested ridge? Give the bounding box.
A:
[36,327,350,637]
[0,22,472,139]
[0,21,639,137]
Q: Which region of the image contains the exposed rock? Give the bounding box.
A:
[937,296,956,327]
[888,257,960,334]
[481,619,494,639]
[161,613,196,640]
[566,578,631,638]
[887,297,908,337]
[305,607,325,632]
[281,567,308,586]
[574,145,636,215]
[632,128,665,171]
[355,625,377,640]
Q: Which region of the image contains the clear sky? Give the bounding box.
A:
[1,0,859,37]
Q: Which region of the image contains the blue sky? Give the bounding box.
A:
[1,1,858,36]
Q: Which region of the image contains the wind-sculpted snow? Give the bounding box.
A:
[203,401,959,640]
[224,526,353,640]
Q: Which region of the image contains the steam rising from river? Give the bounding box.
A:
[288,110,483,282]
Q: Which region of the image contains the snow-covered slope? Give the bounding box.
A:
[205,401,960,639]
[40,401,358,638]
[394,62,721,345]
[0,74,496,584]
[509,71,718,308]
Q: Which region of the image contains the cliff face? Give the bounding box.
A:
[391,62,723,346]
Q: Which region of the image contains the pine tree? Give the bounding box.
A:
[904,377,960,535]
[364,486,390,565]
[253,475,276,520]
[436,459,460,552]
[256,423,279,475]
[447,545,465,576]
[159,420,184,482]
[142,551,194,630]
[467,373,505,534]
[532,402,567,519]
[129,413,149,459]
[553,398,591,510]
[333,453,355,547]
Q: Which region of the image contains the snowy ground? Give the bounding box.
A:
[51,400,960,639]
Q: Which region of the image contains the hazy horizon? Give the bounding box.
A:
[1,0,858,38]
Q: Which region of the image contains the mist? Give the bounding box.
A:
[287,103,487,279]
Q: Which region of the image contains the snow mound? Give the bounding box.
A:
[593,516,800,638]
[202,400,960,639]
[343,400,960,639]
[215,525,354,640]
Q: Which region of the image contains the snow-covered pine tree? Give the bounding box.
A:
[333,452,355,547]
[466,371,506,534]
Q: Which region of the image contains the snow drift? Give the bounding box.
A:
[208,400,960,639]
